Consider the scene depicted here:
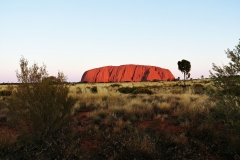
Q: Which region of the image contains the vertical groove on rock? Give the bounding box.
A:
[120,67,125,82]
[108,67,114,82]
[94,69,101,82]
[131,65,137,81]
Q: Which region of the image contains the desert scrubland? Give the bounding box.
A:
[0,41,239,159]
[0,78,239,159]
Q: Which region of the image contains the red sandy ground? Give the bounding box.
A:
[81,64,175,82]
[73,111,225,159]
[0,111,225,159]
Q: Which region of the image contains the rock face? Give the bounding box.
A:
[81,64,175,83]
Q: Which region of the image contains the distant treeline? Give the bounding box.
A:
[0,78,213,85]
[0,83,19,85]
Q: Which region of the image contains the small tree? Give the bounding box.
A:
[209,40,240,123]
[177,59,191,86]
[9,57,76,140]
[209,39,240,157]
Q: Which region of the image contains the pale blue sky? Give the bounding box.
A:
[1,0,240,82]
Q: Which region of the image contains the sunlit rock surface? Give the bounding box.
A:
[81,64,175,83]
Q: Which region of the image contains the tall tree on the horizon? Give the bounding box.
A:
[178,59,191,86]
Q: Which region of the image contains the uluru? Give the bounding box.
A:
[81,64,175,83]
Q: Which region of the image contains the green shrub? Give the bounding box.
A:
[90,86,98,93]
[8,57,76,140]
[132,88,153,95]
[209,40,240,124]
[1,57,79,159]
[118,87,136,94]
[0,90,12,96]
[209,40,240,156]
[118,87,153,94]
[109,84,121,87]
[193,84,205,94]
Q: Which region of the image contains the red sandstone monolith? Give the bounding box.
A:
[81,64,175,83]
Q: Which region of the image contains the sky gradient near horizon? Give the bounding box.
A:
[1,1,240,82]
